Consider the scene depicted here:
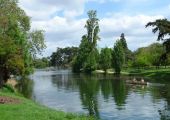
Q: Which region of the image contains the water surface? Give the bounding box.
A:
[29,70,170,120]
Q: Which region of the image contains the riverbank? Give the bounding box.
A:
[0,90,94,120]
[122,68,170,81]
[95,68,170,81]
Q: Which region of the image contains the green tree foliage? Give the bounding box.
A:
[119,33,134,67]
[112,40,125,74]
[133,43,164,68]
[72,36,91,72]
[72,10,100,73]
[83,51,98,73]
[99,47,112,73]
[120,33,127,50]
[0,0,45,87]
[51,47,78,68]
[29,30,46,57]
[33,57,50,69]
[146,19,170,60]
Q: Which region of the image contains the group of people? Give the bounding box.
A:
[132,78,145,83]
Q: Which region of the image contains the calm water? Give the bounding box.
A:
[28,70,170,120]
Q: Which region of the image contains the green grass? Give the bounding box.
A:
[122,68,170,81]
[0,91,94,120]
[95,67,170,82]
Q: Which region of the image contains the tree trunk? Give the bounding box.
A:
[0,68,9,88]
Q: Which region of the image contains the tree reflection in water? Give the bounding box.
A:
[17,77,34,99]
[32,70,170,120]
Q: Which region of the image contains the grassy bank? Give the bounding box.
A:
[95,68,170,81]
[122,68,170,81]
[0,90,94,120]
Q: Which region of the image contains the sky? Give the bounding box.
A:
[19,0,170,57]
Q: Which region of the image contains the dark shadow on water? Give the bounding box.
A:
[16,77,34,99]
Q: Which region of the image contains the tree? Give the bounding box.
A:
[132,43,164,68]
[33,57,50,69]
[99,47,112,73]
[119,33,134,67]
[50,47,78,68]
[83,50,98,73]
[0,0,45,87]
[120,33,127,50]
[112,40,125,74]
[85,10,100,47]
[72,10,100,73]
[72,35,91,72]
[146,19,170,54]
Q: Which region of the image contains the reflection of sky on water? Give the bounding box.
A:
[31,70,170,120]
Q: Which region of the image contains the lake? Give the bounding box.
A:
[28,69,170,120]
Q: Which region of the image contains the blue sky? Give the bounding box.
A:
[19,0,170,57]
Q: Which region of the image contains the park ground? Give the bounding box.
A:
[0,88,94,120]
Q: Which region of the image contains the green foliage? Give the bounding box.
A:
[99,47,112,73]
[146,19,170,54]
[119,33,134,67]
[50,47,78,68]
[72,36,91,72]
[2,84,15,93]
[112,40,125,74]
[29,30,46,57]
[0,0,45,87]
[133,43,164,68]
[72,10,100,73]
[83,51,97,73]
[34,57,50,69]
[120,33,127,50]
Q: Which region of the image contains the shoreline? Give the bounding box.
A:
[94,68,170,81]
[0,91,94,120]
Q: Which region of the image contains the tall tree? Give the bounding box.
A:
[0,0,45,87]
[120,33,127,50]
[72,10,100,73]
[112,40,125,74]
[119,33,133,67]
[85,10,100,47]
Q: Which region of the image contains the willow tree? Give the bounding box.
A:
[0,0,46,87]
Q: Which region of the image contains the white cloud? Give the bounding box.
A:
[18,0,165,57]
[32,13,163,56]
[19,0,86,21]
[98,14,163,50]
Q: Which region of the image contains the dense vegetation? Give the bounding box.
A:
[50,47,78,68]
[0,0,46,87]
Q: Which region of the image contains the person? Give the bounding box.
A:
[132,77,137,83]
[141,78,145,83]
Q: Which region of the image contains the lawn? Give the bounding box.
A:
[0,91,94,120]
